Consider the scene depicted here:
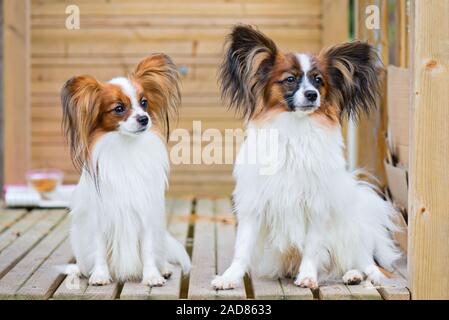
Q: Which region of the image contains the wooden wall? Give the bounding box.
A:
[29,0,348,196]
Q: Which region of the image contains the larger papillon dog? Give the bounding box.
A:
[61,54,190,286]
[212,26,400,290]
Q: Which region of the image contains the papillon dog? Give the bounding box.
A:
[61,54,190,286]
[212,25,400,290]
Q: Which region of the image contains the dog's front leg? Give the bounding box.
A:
[211,218,257,290]
[141,233,166,287]
[89,233,112,286]
[295,225,324,289]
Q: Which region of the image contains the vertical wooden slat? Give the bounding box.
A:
[321,0,350,149]
[396,0,409,68]
[215,198,246,299]
[346,281,382,300]
[119,198,191,300]
[321,0,349,47]
[252,277,284,300]
[376,275,410,300]
[188,198,216,299]
[353,0,388,184]
[280,278,314,300]
[408,0,449,300]
[3,0,30,184]
[318,284,352,300]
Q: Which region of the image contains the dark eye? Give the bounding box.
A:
[286,76,296,83]
[140,98,148,109]
[114,104,126,114]
[314,76,323,85]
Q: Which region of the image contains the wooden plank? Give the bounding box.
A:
[0,209,28,234]
[32,15,321,29]
[280,278,314,300]
[318,284,352,300]
[82,282,120,300]
[252,277,284,300]
[215,198,246,299]
[188,198,216,299]
[346,281,382,300]
[353,0,388,185]
[408,0,449,300]
[15,238,73,299]
[0,210,66,279]
[150,198,191,299]
[3,0,30,184]
[120,198,191,300]
[0,217,69,298]
[53,277,89,300]
[321,0,348,47]
[0,210,47,253]
[31,2,322,16]
[376,275,410,300]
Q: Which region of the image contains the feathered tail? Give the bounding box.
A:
[166,232,191,274]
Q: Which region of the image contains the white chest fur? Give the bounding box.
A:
[233,113,344,249]
[231,112,398,279]
[70,131,169,280]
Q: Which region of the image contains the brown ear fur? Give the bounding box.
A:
[131,54,181,140]
[318,41,383,120]
[61,75,102,171]
[220,25,278,121]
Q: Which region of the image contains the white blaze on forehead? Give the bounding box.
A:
[108,77,151,135]
[295,53,315,90]
[296,53,312,75]
[292,53,320,111]
[108,77,140,111]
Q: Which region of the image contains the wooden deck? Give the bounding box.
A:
[0,198,410,300]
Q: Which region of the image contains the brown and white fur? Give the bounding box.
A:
[61,54,190,286]
[212,25,400,290]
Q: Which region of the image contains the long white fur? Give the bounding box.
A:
[66,78,190,286]
[212,55,400,290]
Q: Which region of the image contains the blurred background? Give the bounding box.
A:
[1,0,411,198]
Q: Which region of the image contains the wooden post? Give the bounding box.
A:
[408,0,449,300]
[3,0,30,184]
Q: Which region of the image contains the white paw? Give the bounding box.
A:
[343,269,363,285]
[63,264,81,277]
[211,275,239,290]
[364,265,385,286]
[89,269,112,286]
[294,275,318,289]
[142,274,166,287]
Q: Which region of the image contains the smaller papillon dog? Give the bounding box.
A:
[61,54,190,286]
[212,25,400,290]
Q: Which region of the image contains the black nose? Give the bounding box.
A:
[137,115,149,126]
[305,90,318,102]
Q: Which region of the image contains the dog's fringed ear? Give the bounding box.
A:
[132,53,181,141]
[61,75,102,171]
[318,41,383,120]
[220,25,278,120]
